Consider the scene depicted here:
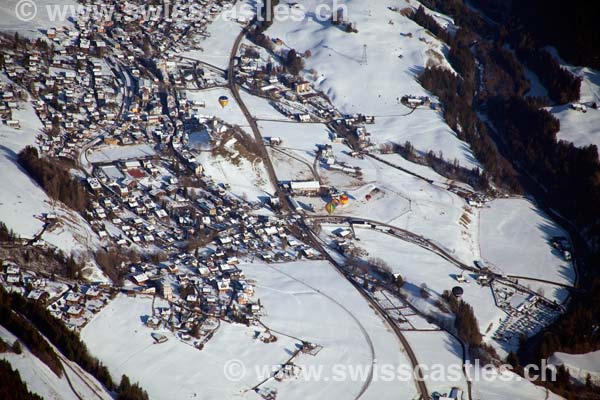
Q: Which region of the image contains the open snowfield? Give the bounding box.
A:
[0,0,76,38]
[87,143,156,164]
[403,330,468,395]
[544,48,600,150]
[550,350,600,385]
[479,198,575,302]
[0,326,112,400]
[0,100,50,238]
[82,261,419,400]
[188,87,252,132]
[196,146,274,201]
[340,226,501,334]
[265,0,479,169]
[182,0,253,69]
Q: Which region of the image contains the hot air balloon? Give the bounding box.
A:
[451,286,464,298]
[339,194,349,205]
[218,95,229,108]
[365,194,372,201]
[325,201,336,214]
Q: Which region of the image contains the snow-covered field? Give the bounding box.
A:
[550,350,600,385]
[403,330,468,395]
[0,326,112,400]
[544,48,600,150]
[344,226,501,335]
[479,198,575,302]
[0,0,76,38]
[0,100,51,239]
[87,143,156,163]
[82,260,419,400]
[265,0,478,169]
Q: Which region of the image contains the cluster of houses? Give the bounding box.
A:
[0,81,24,130]
[235,44,340,122]
[47,285,113,330]
[1,261,113,331]
[330,114,374,150]
[0,0,239,161]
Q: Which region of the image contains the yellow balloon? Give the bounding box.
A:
[218,96,229,108]
[326,202,336,214]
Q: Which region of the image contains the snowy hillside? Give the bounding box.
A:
[265,0,478,168]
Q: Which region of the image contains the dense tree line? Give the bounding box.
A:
[420,0,600,378]
[0,360,44,400]
[0,289,62,376]
[1,287,115,390]
[419,66,520,191]
[284,49,305,76]
[418,0,491,37]
[410,6,451,43]
[443,290,482,348]
[387,141,488,190]
[506,34,581,104]
[510,0,600,69]
[476,42,530,100]
[117,375,149,400]
[18,146,88,212]
[471,0,600,70]
[95,247,140,286]
[0,221,18,242]
[487,96,600,227]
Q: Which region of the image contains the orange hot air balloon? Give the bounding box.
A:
[326,201,336,214]
[339,194,349,205]
[218,95,229,108]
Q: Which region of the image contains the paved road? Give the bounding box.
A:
[227,23,280,198]
[308,214,574,304]
[227,22,428,399]
[302,225,430,400]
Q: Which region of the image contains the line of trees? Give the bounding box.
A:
[385,141,488,190]
[18,146,88,212]
[419,2,600,394]
[418,66,521,191]
[471,0,600,70]
[0,360,44,400]
[504,31,581,104]
[0,221,19,242]
[443,290,482,348]
[1,286,115,390]
[0,289,63,376]
[487,96,600,227]
[117,375,149,400]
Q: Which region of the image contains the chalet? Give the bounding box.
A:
[27,290,50,303]
[289,180,320,194]
[7,120,21,129]
[268,137,282,146]
[146,317,160,329]
[65,292,83,305]
[132,272,149,285]
[84,287,101,300]
[217,280,230,293]
[66,306,84,318]
[159,283,172,300]
[294,81,310,94]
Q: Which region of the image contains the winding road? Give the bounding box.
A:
[226,21,430,399]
